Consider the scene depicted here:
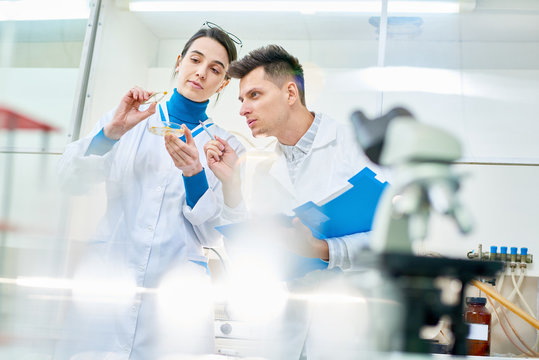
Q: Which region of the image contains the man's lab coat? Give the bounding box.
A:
[249,112,379,270]
[244,112,383,359]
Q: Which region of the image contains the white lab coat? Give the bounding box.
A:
[244,112,384,360]
[56,106,245,360]
[249,112,381,271]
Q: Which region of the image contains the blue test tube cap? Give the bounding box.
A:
[510,247,518,255]
[490,246,498,254]
[521,247,528,256]
[500,246,508,254]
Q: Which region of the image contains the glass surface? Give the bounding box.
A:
[0,2,91,357]
[0,7,89,153]
[0,153,71,358]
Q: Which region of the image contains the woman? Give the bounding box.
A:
[57,25,245,359]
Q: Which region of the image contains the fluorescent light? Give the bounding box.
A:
[0,0,90,21]
[129,1,462,14]
[130,1,377,12]
[391,1,460,13]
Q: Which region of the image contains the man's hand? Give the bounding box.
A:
[280,218,329,260]
[104,86,157,140]
[204,136,239,184]
[204,136,243,207]
[165,125,203,176]
[256,216,329,260]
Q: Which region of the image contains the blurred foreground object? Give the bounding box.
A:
[0,107,59,132]
[0,106,59,246]
[351,107,470,252]
[351,107,503,355]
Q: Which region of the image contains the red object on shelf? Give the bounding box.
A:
[0,221,18,232]
[0,106,59,132]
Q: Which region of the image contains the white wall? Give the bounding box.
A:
[422,164,539,275]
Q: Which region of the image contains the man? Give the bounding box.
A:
[205,45,383,359]
[207,44,379,269]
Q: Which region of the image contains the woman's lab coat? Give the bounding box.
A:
[56,107,245,360]
[245,112,383,360]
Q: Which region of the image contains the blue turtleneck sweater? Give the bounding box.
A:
[166,88,209,128]
[86,89,210,208]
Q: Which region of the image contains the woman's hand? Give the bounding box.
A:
[165,125,203,176]
[104,86,157,140]
[204,136,239,184]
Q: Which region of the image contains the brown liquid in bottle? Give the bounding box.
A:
[465,297,491,356]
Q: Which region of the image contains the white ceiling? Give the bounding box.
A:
[3,1,539,70]
[129,0,539,42]
[129,4,539,69]
[4,1,539,44]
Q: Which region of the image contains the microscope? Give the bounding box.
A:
[351,108,503,355]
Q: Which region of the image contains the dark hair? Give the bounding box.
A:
[228,45,306,105]
[178,28,238,80]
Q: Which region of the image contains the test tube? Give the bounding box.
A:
[143,91,168,104]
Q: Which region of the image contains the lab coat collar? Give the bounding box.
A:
[273,112,336,153]
[268,112,336,196]
[311,112,337,150]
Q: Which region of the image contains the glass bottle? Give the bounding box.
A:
[465,297,491,356]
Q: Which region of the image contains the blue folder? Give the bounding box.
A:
[293,167,388,239]
[215,167,388,280]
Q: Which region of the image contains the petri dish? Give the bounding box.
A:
[148,121,184,136]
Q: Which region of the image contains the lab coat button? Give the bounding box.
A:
[156,186,162,192]
[147,225,153,231]
[138,265,145,272]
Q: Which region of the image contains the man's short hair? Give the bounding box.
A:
[228,45,306,106]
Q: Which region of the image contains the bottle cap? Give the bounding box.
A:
[521,247,528,256]
[511,247,518,255]
[500,246,507,254]
[466,297,487,305]
[490,246,498,254]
